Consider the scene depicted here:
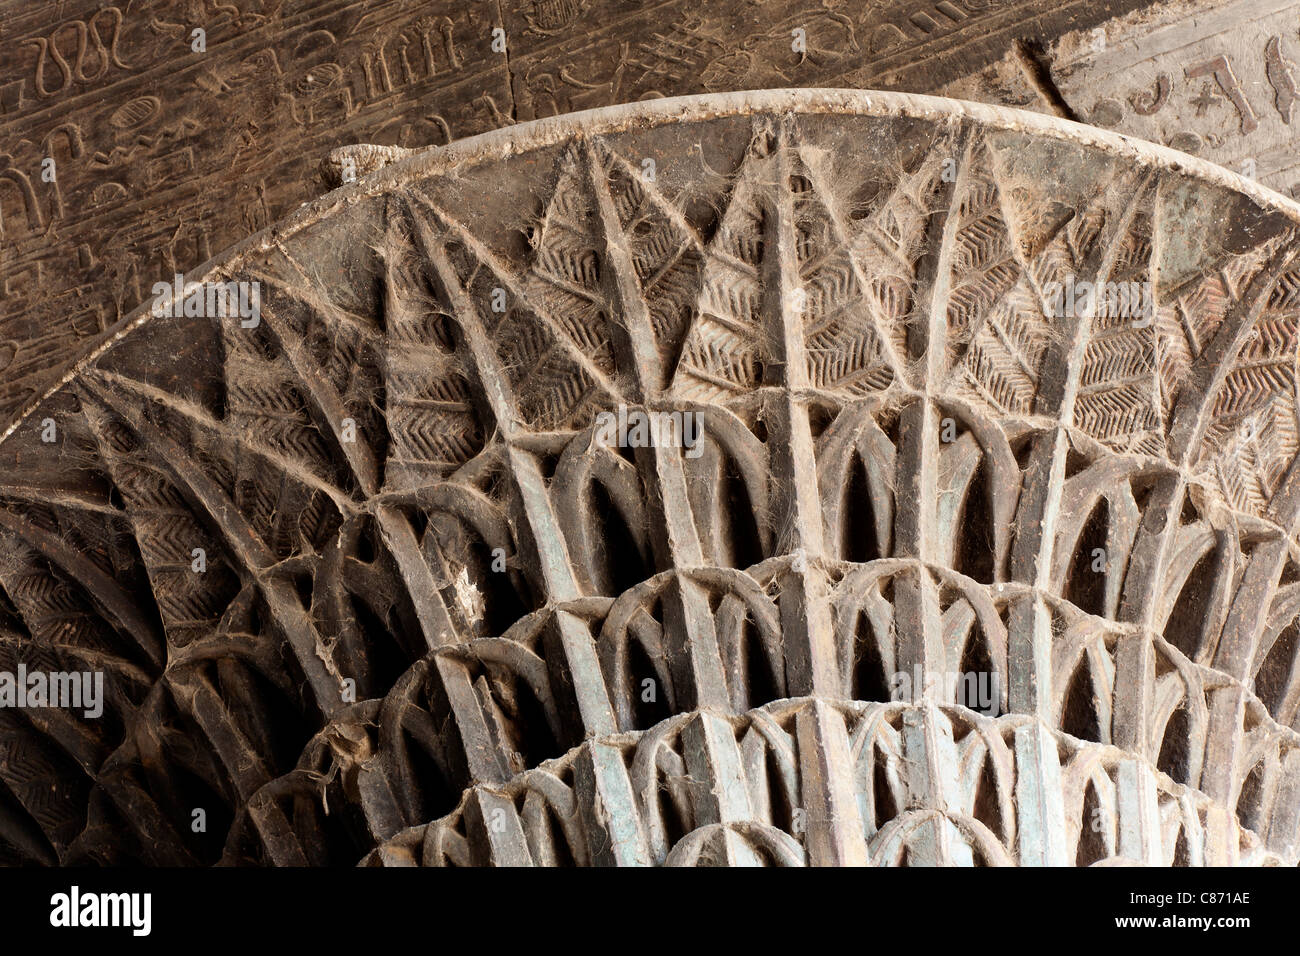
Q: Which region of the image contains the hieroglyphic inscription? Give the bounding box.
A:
[944,0,1300,199]
[0,0,1157,432]
[0,0,508,424]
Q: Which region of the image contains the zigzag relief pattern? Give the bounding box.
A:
[380,207,485,486]
[1,96,1300,865]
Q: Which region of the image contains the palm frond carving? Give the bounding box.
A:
[1,93,1300,866]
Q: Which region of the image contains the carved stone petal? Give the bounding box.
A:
[1,90,1298,867]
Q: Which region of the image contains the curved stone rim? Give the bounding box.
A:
[8,86,1300,443]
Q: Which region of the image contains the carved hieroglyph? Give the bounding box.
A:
[944,0,1300,199]
[0,0,1151,434]
[2,90,1300,866]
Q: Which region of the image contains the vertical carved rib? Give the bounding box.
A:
[1013,721,1068,865]
[463,789,533,866]
[759,118,838,697]
[892,126,970,703]
[584,139,666,399]
[408,201,618,741]
[900,704,973,865]
[1202,456,1300,803]
[682,713,763,865]
[1116,758,1162,864]
[1011,173,1152,721]
[795,700,868,865]
[574,742,651,866]
[585,138,730,712]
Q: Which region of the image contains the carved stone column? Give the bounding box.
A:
[1,91,1297,866]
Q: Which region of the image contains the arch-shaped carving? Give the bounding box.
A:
[2,90,1299,865]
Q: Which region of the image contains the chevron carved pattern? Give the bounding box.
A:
[1,93,1299,866]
